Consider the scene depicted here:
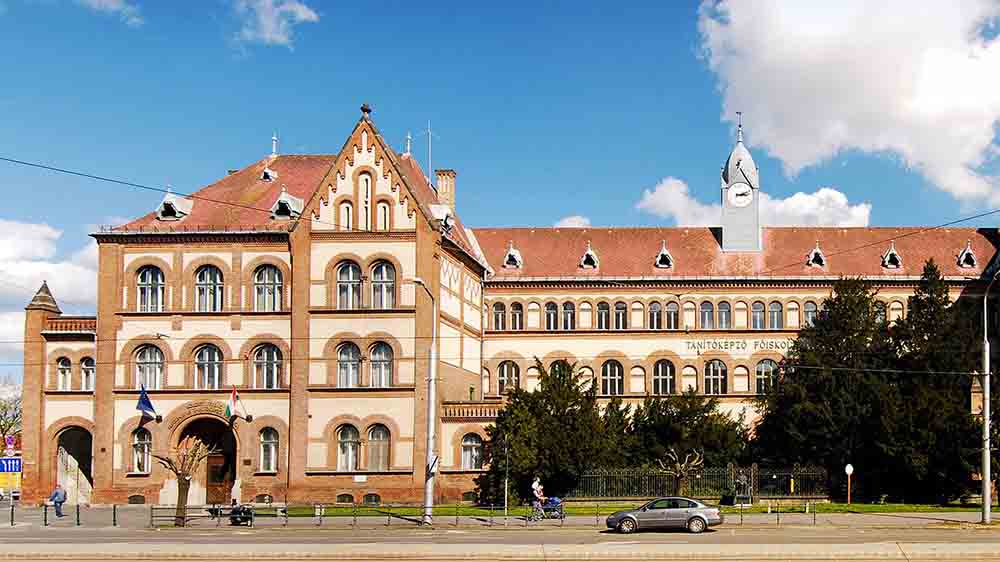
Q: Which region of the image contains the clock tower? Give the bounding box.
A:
[720,114,761,251]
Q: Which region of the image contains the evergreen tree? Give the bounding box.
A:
[629,392,747,468]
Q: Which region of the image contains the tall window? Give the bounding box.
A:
[339,202,353,231]
[137,266,164,312]
[510,303,523,330]
[498,361,519,394]
[195,265,223,312]
[751,301,765,330]
[649,302,662,330]
[462,433,483,469]
[700,301,715,329]
[653,359,675,395]
[135,345,163,390]
[544,302,558,330]
[665,302,679,330]
[597,302,611,330]
[562,302,576,330]
[550,360,571,376]
[492,303,506,331]
[371,262,395,309]
[705,359,727,395]
[81,357,95,391]
[718,302,732,329]
[132,428,152,474]
[874,301,887,324]
[259,428,278,473]
[756,359,778,394]
[368,425,390,471]
[56,358,71,391]
[804,301,818,326]
[253,344,282,389]
[360,174,372,231]
[369,343,392,388]
[769,302,784,329]
[195,345,222,390]
[337,425,360,471]
[337,262,362,309]
[254,265,283,312]
[614,302,628,330]
[376,202,390,231]
[601,360,624,396]
[337,343,361,388]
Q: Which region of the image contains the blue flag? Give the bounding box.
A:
[136,385,157,418]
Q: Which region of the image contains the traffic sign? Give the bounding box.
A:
[0,457,21,473]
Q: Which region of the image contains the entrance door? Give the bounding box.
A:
[205,454,231,505]
[56,427,93,505]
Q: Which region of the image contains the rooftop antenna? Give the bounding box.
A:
[404,131,412,155]
[423,121,438,188]
[736,111,743,143]
[272,131,279,156]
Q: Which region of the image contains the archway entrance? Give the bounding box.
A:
[56,427,93,504]
[179,418,237,504]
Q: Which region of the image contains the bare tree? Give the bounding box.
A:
[153,436,218,527]
[658,448,704,496]
[0,396,21,448]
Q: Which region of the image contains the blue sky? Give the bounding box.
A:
[0,1,999,377]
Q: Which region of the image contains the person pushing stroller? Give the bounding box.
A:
[530,476,564,521]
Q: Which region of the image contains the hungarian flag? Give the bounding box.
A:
[225,386,241,419]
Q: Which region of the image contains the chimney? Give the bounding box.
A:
[435,169,457,212]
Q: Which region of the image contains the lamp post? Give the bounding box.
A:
[982,271,998,524]
[410,277,438,526]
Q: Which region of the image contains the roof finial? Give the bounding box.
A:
[736,111,743,143]
[361,103,372,119]
[404,131,412,155]
[271,131,279,156]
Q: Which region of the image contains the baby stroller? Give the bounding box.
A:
[530,496,564,521]
[228,503,254,526]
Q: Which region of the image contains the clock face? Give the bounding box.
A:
[727,183,753,208]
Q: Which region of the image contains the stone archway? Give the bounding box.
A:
[178,417,237,505]
[56,427,93,505]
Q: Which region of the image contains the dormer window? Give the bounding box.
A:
[806,241,826,268]
[881,241,902,269]
[156,189,193,221]
[958,240,977,269]
[654,240,674,269]
[580,241,599,269]
[270,185,303,220]
[261,167,277,182]
[502,241,523,269]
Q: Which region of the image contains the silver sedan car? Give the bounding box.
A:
[605,497,723,534]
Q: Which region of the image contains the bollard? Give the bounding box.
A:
[44,504,48,527]
[776,503,780,526]
[76,503,81,526]
[387,504,392,527]
[489,504,494,527]
[813,502,817,526]
[10,502,13,527]
[112,505,117,527]
[216,504,221,528]
[595,501,600,526]
[317,504,324,527]
[560,504,565,527]
[148,505,152,528]
[739,502,743,526]
[283,504,289,527]
[523,505,528,527]
[352,503,357,528]
[250,507,255,529]
[455,504,459,527]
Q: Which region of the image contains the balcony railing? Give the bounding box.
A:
[45,317,97,333]
[440,401,501,421]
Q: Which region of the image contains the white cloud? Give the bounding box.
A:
[76,0,143,27]
[234,0,319,48]
[553,215,592,228]
[698,1,1000,203]
[636,177,870,227]
[0,219,97,311]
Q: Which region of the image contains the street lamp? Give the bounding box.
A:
[982,271,998,524]
[410,277,438,526]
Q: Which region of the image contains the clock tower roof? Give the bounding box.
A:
[721,113,759,191]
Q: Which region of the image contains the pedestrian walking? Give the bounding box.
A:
[49,484,67,518]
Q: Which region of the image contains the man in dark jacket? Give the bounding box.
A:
[48,484,67,517]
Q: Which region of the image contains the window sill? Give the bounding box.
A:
[45,390,94,396]
[125,472,150,478]
[254,471,278,477]
[439,468,487,474]
[306,386,415,393]
[304,469,413,476]
[113,387,289,394]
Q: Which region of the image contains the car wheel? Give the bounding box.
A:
[687,517,706,534]
[617,518,636,534]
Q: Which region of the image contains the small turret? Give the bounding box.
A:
[25,281,61,314]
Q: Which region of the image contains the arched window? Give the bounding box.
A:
[544,302,558,331]
[492,303,506,331]
[601,360,624,396]
[337,343,361,388]
[804,301,818,326]
[337,425,360,471]
[462,433,483,469]
[498,361,519,394]
[56,357,71,391]
[510,303,524,330]
[363,493,381,506]
[336,494,354,504]
[336,261,362,309]
[371,261,395,309]
[137,266,164,312]
[339,202,353,231]
[751,301,766,330]
[132,428,152,474]
[653,359,675,395]
[705,359,727,395]
[195,265,223,312]
[768,302,784,329]
[550,359,571,376]
[649,302,662,330]
[756,359,778,394]
[874,301,887,324]
[135,345,163,390]
[259,428,279,473]
[614,302,628,330]
[376,202,391,231]
[597,302,611,330]
[562,302,576,330]
[665,302,679,330]
[360,174,372,231]
[700,301,715,330]
[368,424,390,471]
[81,357,95,391]
[253,344,282,389]
[718,301,732,330]
[254,265,283,312]
[195,344,222,390]
[369,343,392,388]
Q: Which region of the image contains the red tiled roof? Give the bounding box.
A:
[472,227,999,279]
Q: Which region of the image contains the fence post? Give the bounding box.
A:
[112,505,117,527]
[76,503,80,526]
[560,504,565,527]
[523,505,528,527]
[9,501,13,527]
[489,504,494,527]
[148,505,152,529]
[455,504,459,526]
[776,502,780,526]
[216,504,221,527]
[317,504,323,527]
[386,504,391,527]
[595,501,600,526]
[250,507,255,529]
[352,503,357,529]
[44,504,48,527]
[283,503,288,527]
[813,502,817,526]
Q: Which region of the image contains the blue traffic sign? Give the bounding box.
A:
[0,457,21,473]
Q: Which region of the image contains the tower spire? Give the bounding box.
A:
[736,111,743,143]
[271,131,279,156]
[404,131,412,155]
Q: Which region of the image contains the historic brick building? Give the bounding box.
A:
[19,107,999,506]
